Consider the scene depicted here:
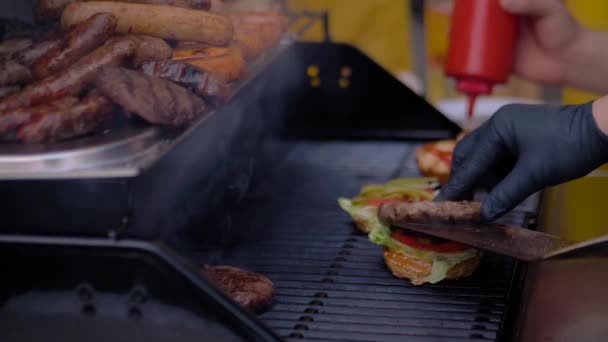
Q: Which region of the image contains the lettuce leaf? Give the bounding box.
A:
[338,198,385,233]
[369,224,477,284]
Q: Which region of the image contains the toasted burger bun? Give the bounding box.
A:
[415,132,467,184]
[383,247,481,286]
[415,140,454,184]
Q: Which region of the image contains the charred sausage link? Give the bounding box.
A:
[36,0,212,21]
[0,36,136,112]
[0,61,32,87]
[31,13,117,79]
[17,91,111,143]
[0,96,80,133]
[13,40,63,67]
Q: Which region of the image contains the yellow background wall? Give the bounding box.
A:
[287,0,413,75]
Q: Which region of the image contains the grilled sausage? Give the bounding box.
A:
[0,96,80,134]
[18,91,112,143]
[36,0,212,21]
[140,60,228,106]
[378,201,483,225]
[173,46,245,82]
[13,40,62,67]
[0,86,20,99]
[0,61,32,87]
[31,13,117,80]
[61,2,233,45]
[0,36,136,112]
[96,66,207,126]
[132,35,173,64]
[0,38,33,56]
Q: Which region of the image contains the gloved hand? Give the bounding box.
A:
[436,101,608,221]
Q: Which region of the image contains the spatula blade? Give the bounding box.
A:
[386,221,568,262]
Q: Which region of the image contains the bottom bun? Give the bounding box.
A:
[383,248,481,285]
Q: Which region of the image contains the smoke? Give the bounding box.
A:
[129,40,308,264]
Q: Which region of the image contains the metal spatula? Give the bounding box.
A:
[384,220,608,262]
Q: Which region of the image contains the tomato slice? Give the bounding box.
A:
[391,231,470,253]
[434,150,452,164]
[367,198,412,207]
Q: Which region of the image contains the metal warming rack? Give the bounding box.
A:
[1,8,541,342]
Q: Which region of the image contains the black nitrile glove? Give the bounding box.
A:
[436,101,608,221]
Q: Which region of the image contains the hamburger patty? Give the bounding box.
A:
[201,265,275,311]
[378,200,482,224]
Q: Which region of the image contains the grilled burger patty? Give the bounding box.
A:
[373,200,483,285]
[378,200,482,225]
[95,65,206,126]
[202,265,275,311]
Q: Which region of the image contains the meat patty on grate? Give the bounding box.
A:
[202,265,275,311]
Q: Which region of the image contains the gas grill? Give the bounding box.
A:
[0,8,540,342]
[186,140,537,342]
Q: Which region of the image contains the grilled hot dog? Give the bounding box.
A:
[32,13,117,80]
[0,96,80,134]
[18,90,112,143]
[132,35,173,64]
[36,0,213,21]
[0,36,136,112]
[0,61,32,87]
[61,2,233,46]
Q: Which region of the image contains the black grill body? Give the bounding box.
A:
[185,140,537,342]
[1,42,537,341]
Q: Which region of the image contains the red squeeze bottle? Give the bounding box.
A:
[444,0,519,118]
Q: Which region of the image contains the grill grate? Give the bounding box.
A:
[189,141,535,342]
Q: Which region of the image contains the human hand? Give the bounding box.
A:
[500,0,584,86]
[436,100,608,221]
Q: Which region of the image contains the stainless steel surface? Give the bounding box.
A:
[385,220,567,261]
[0,125,164,179]
[516,174,608,342]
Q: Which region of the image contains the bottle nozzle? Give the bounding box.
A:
[455,79,493,119]
[466,94,477,118]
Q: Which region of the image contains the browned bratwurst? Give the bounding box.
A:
[0,96,80,134]
[18,90,112,143]
[131,35,173,64]
[0,36,136,112]
[378,201,483,225]
[140,59,228,106]
[0,61,32,87]
[0,86,20,99]
[62,2,233,46]
[96,66,206,126]
[35,0,213,21]
[31,13,117,80]
[0,38,32,56]
[13,40,63,67]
